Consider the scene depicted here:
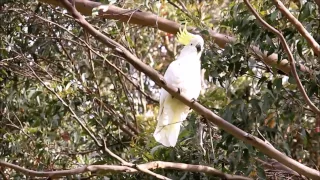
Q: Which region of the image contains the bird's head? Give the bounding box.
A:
[176,26,204,54]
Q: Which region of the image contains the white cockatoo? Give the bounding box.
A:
[153,27,204,147]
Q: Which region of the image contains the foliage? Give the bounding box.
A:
[0,0,319,179]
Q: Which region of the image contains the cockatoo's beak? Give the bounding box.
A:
[176,26,195,45]
[195,44,201,53]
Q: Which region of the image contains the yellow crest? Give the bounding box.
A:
[176,25,194,45]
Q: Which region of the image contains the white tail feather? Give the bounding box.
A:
[153,105,189,147]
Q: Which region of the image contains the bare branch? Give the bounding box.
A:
[102,140,133,167]
[102,140,171,180]
[272,0,320,55]
[139,161,252,180]
[0,160,136,178]
[59,0,320,179]
[244,0,320,116]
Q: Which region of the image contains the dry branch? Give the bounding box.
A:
[58,0,320,179]
[39,0,311,75]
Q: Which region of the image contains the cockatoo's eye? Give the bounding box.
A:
[196,44,201,53]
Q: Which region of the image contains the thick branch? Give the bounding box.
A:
[244,0,320,116]
[39,0,310,75]
[272,0,320,55]
[59,0,320,179]
[315,0,320,10]
[140,161,251,180]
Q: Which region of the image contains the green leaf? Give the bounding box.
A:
[250,99,261,114]
[297,40,305,60]
[257,166,266,179]
[273,78,282,90]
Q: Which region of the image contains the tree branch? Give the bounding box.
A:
[0,160,136,178]
[0,160,251,179]
[244,0,320,116]
[38,0,311,75]
[58,0,320,179]
[139,161,252,180]
[272,0,320,55]
[315,0,320,11]
[0,168,8,180]
[101,140,171,180]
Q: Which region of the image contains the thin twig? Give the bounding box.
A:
[244,0,320,117]
[102,140,171,180]
[27,64,102,147]
[0,168,8,180]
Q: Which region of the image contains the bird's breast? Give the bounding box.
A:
[172,60,201,99]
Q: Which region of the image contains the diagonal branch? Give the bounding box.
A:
[59,0,320,179]
[272,0,320,55]
[244,0,320,116]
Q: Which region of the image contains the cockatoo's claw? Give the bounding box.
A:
[159,76,166,85]
[191,98,197,103]
[189,98,197,110]
[172,88,181,99]
[177,88,181,94]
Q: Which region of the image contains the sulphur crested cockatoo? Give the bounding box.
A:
[153,27,204,147]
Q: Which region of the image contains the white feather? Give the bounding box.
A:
[154,36,203,147]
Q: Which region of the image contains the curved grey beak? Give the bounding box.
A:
[196,44,202,53]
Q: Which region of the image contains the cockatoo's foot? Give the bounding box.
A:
[189,98,197,110]
[177,88,181,94]
[172,88,181,98]
[191,98,197,103]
